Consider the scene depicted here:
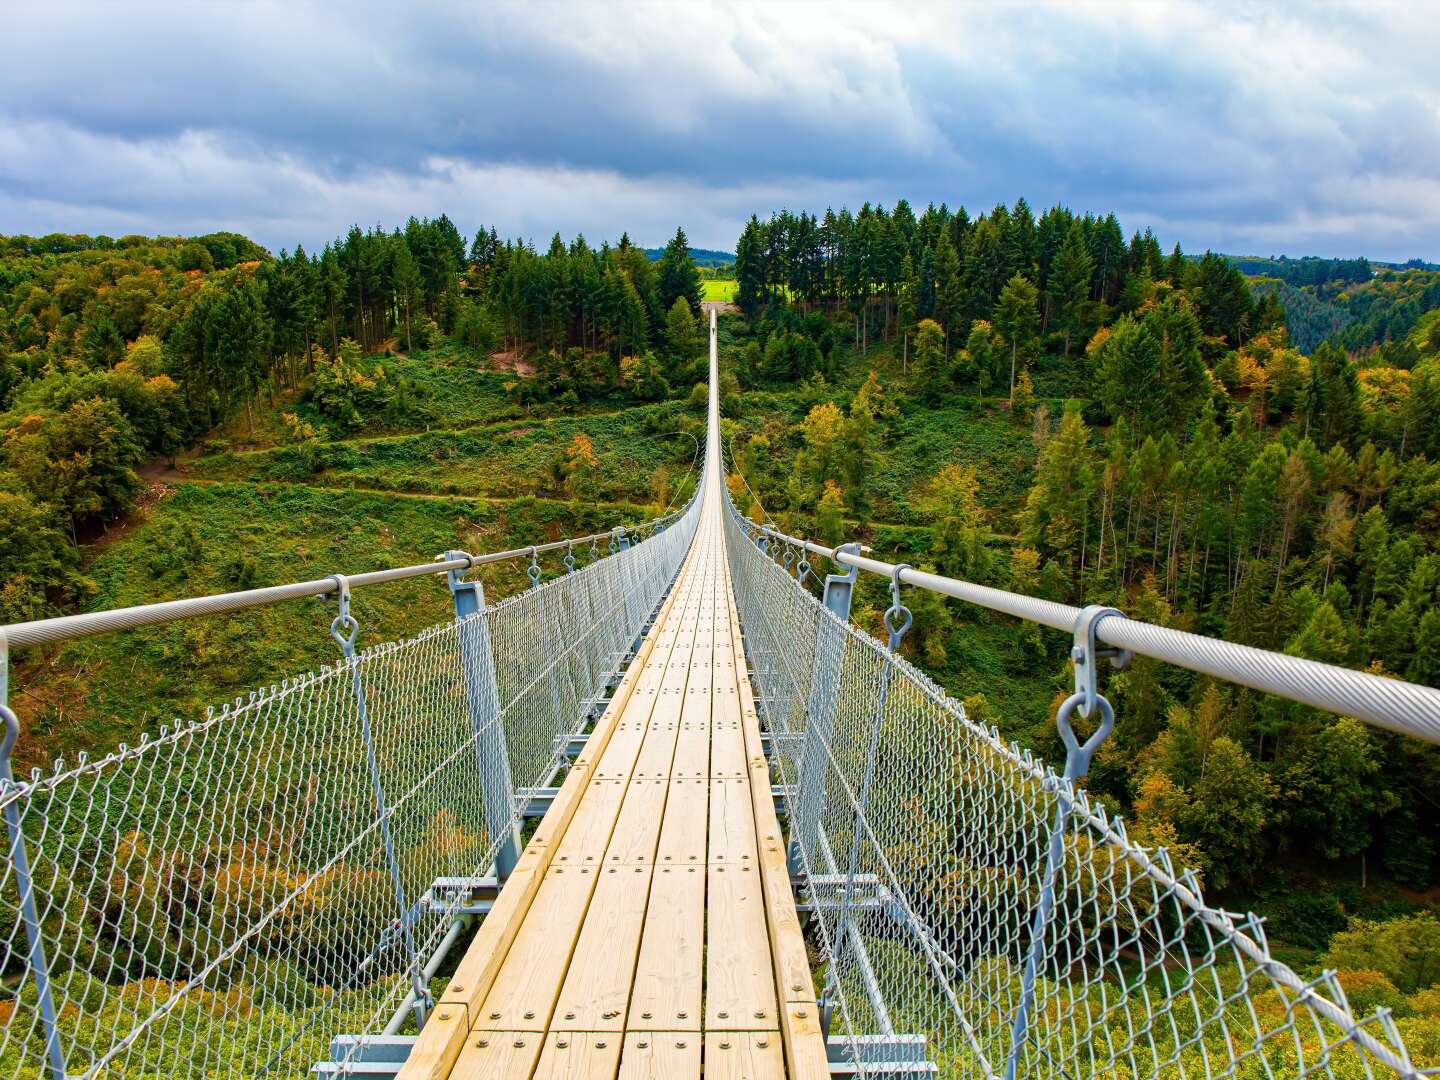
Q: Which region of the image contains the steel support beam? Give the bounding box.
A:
[446,553,521,880]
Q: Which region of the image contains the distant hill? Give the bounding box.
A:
[644,246,734,267]
[1248,278,1352,353]
[1222,252,1439,286]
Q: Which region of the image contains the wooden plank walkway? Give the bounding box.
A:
[397,396,828,1079]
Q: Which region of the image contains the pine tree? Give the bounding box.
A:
[815,480,846,546]
[1020,403,1095,589]
[994,274,1040,404]
[911,319,946,400]
[664,297,698,363]
[391,236,421,353]
[657,226,703,315]
[1047,220,1092,354]
[933,231,964,350]
[1150,296,1207,432]
[734,217,766,317]
[897,253,918,371]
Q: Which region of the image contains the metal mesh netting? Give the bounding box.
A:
[0,494,700,1079]
[722,498,1430,1080]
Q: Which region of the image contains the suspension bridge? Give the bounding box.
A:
[2,310,1439,1079]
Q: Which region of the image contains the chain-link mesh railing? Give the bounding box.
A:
[723,495,1431,1080]
[0,490,700,1080]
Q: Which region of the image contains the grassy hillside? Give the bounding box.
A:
[189,402,693,502]
[10,480,654,774]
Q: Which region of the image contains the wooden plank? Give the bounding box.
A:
[530,1030,622,1080]
[630,727,680,780]
[754,814,815,1006]
[669,724,710,779]
[707,778,758,867]
[626,864,705,1031]
[474,866,599,1032]
[590,725,647,781]
[448,1029,544,1080]
[393,1007,469,1080]
[551,777,628,869]
[615,1031,700,1080]
[652,777,707,869]
[708,721,748,779]
[705,863,778,1031]
[781,1003,832,1080]
[703,1031,786,1080]
[551,863,652,1030]
[600,778,668,866]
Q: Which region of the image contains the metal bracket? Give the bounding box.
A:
[822,543,862,621]
[327,573,359,654]
[443,551,521,881]
[443,551,481,615]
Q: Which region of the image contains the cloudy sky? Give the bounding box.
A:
[2,1,1438,261]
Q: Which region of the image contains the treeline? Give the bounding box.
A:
[0,219,708,621]
[725,197,1440,905]
[1328,269,1440,359]
[1249,266,1440,359]
[732,200,1274,368]
[1226,254,1373,287]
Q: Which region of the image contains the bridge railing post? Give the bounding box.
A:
[1,636,67,1080]
[444,552,521,881]
[791,543,862,876]
[1003,604,1126,1080]
[326,574,431,1031]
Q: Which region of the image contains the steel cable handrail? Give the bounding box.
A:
[731,517,1440,743]
[0,505,690,649]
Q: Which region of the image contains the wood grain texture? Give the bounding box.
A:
[447,1030,544,1080]
[615,1031,700,1080]
[703,1031,786,1080]
[626,864,705,1031]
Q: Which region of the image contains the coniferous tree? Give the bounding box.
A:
[657,226,703,316]
[933,231,964,351]
[1048,220,1093,354]
[994,274,1040,403]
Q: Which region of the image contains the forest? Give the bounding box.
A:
[716,198,1440,1002]
[0,220,708,625]
[2,195,1440,1047]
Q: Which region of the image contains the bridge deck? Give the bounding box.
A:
[398,387,827,1078]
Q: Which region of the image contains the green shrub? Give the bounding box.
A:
[1325,912,1440,993]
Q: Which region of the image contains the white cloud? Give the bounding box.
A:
[0,0,1437,259]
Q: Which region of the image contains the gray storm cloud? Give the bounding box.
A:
[1,0,1437,260]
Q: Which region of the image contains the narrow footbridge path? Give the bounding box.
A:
[4,312,1438,1080]
[397,315,826,1079]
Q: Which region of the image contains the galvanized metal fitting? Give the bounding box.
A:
[1070,605,1130,718]
[884,563,914,652]
[821,542,862,621]
[1055,605,1130,781]
[328,574,359,653]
